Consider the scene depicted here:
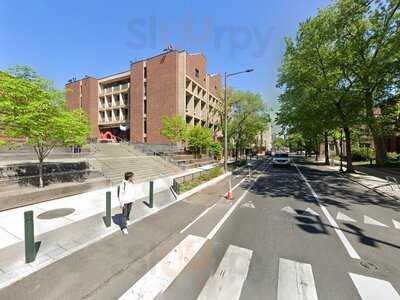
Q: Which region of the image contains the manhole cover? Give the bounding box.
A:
[37,208,75,220]
[360,260,379,271]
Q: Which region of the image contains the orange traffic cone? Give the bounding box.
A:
[226,179,233,201]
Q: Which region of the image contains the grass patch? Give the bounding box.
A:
[179,166,224,193]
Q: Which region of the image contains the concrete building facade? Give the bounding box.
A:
[65,50,222,144]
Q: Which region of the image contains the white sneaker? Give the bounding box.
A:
[122,228,128,235]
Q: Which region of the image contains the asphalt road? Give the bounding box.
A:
[1,159,399,299]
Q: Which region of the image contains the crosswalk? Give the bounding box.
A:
[118,234,400,300]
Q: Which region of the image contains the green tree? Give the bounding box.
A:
[187,126,213,158]
[272,137,287,151]
[228,90,269,159]
[161,116,188,144]
[0,71,90,188]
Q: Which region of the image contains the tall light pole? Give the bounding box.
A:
[224,69,254,172]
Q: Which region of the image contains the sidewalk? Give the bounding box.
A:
[0,162,225,288]
[325,161,400,201]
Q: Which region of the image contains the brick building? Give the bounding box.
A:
[65,50,222,144]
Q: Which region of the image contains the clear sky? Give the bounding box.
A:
[0,0,331,111]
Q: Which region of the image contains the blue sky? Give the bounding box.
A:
[0,0,331,112]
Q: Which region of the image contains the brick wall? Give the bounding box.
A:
[186,53,207,87]
[146,51,179,144]
[130,61,144,143]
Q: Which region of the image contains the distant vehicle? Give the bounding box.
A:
[272,152,291,166]
[266,150,272,156]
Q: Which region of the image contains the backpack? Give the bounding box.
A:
[117,181,126,198]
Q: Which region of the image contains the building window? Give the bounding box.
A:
[144,119,147,134]
[195,68,199,78]
[144,67,147,79]
[144,82,147,97]
[144,100,147,114]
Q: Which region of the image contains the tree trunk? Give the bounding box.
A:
[372,131,387,167]
[343,127,354,173]
[39,158,44,188]
[324,132,330,165]
[365,92,387,166]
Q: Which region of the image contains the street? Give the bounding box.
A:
[1,159,399,299]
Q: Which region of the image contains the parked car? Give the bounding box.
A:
[266,150,272,156]
[272,152,291,166]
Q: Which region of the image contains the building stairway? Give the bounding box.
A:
[90,143,181,185]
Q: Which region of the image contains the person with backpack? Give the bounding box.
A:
[117,171,135,235]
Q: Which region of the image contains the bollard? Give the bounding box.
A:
[105,191,111,227]
[24,210,35,263]
[149,181,154,208]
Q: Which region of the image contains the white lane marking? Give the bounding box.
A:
[207,175,261,239]
[393,220,400,230]
[281,206,298,215]
[180,176,248,234]
[197,245,253,300]
[119,235,206,300]
[242,201,255,208]
[277,258,319,300]
[305,208,319,216]
[364,216,389,228]
[336,212,357,223]
[180,204,217,234]
[350,273,400,300]
[294,163,361,260]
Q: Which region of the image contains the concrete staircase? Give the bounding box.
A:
[167,153,217,169]
[91,143,181,185]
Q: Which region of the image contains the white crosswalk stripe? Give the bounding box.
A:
[350,273,400,300]
[197,245,253,300]
[393,219,400,230]
[336,212,357,223]
[277,258,319,300]
[118,234,400,300]
[364,215,389,228]
[118,235,206,300]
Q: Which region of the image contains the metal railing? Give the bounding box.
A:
[172,164,229,194]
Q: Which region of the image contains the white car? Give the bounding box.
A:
[272,153,291,166]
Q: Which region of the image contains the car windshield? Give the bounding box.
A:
[274,153,289,158]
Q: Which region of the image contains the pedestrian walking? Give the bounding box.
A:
[117,172,135,235]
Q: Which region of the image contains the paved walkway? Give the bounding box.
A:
[326,162,400,201]
[0,162,222,288]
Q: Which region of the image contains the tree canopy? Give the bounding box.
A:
[277,0,400,170]
[0,67,90,187]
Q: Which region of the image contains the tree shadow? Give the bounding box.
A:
[0,161,96,188]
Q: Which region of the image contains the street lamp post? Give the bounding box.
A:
[223,69,254,172]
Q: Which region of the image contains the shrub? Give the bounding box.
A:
[351,147,374,162]
[210,142,222,160]
[209,166,223,178]
[387,152,399,161]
